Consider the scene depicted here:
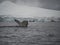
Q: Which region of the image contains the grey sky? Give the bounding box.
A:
[0,0,60,18]
[0,0,60,10]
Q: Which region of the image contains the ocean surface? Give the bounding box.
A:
[0,22,60,45]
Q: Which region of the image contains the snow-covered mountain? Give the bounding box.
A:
[0,1,60,18]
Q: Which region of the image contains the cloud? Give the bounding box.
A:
[0,0,16,3]
[0,1,60,18]
[39,0,60,10]
[0,0,60,10]
[12,0,60,10]
[0,0,4,3]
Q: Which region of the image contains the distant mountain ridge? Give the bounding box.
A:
[0,1,60,18]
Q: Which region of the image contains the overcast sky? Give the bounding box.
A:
[0,0,60,10]
[0,0,60,18]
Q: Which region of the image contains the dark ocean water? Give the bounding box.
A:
[0,22,60,45]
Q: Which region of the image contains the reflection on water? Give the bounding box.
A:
[0,22,60,45]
